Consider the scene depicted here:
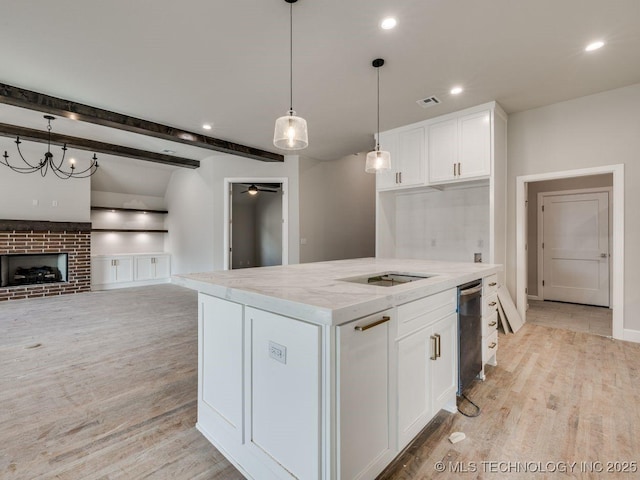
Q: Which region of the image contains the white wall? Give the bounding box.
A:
[165,153,299,275]
[507,82,640,332]
[299,153,376,263]
[0,142,90,222]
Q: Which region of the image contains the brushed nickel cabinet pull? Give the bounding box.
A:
[453,163,456,176]
[430,335,438,360]
[489,301,497,307]
[458,162,461,176]
[489,342,497,349]
[489,282,497,287]
[399,171,402,183]
[436,333,441,358]
[489,321,497,327]
[355,315,390,332]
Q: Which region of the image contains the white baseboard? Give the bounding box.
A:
[527,295,542,301]
[91,277,171,291]
[623,329,640,344]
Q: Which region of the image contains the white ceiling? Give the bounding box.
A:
[1,0,639,166]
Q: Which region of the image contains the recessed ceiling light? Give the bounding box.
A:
[585,40,604,52]
[202,124,212,130]
[450,86,463,95]
[381,17,397,30]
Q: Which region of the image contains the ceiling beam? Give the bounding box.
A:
[0,123,200,169]
[0,82,284,163]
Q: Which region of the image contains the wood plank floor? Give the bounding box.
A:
[0,285,243,480]
[2,285,639,479]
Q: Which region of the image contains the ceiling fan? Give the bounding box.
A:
[240,184,279,195]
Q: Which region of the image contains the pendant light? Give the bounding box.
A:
[273,0,308,150]
[365,58,391,173]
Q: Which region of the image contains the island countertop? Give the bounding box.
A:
[173,257,501,326]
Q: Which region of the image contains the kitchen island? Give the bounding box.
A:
[174,258,501,480]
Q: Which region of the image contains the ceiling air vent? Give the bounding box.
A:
[416,96,441,108]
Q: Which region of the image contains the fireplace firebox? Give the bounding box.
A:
[1,253,68,287]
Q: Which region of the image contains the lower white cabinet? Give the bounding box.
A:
[338,310,394,480]
[396,291,457,450]
[91,256,133,285]
[134,254,170,281]
[91,253,170,290]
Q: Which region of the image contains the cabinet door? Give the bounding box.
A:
[153,255,170,279]
[338,311,392,480]
[249,307,321,480]
[397,328,430,449]
[200,294,244,440]
[91,257,115,285]
[134,256,155,281]
[428,118,458,184]
[114,256,133,283]
[430,312,458,415]
[376,131,399,190]
[397,127,425,187]
[459,110,491,179]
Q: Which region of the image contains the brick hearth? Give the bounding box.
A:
[0,220,91,301]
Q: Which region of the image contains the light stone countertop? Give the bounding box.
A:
[173,257,501,326]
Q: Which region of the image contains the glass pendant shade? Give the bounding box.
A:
[273,111,308,150]
[365,148,391,173]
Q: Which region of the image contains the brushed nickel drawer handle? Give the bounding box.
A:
[488,282,497,287]
[488,301,497,307]
[355,315,390,332]
[488,342,497,349]
[488,321,497,327]
[430,334,441,360]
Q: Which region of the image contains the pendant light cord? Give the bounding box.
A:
[289,1,293,113]
[376,66,380,151]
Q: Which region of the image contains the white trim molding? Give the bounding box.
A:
[516,164,624,340]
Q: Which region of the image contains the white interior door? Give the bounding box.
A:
[541,192,609,306]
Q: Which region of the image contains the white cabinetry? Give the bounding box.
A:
[91,253,170,290]
[481,274,499,375]
[377,127,426,190]
[396,288,457,449]
[338,310,394,480]
[134,254,170,281]
[91,256,133,286]
[428,109,491,184]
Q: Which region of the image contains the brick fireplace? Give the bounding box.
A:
[0,220,91,301]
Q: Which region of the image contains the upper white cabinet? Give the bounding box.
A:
[428,110,491,184]
[376,126,426,190]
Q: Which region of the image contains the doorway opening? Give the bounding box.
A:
[516,165,624,340]
[223,178,289,270]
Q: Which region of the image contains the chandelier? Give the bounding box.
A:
[1,115,99,178]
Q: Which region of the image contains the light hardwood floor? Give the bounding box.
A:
[2,285,639,479]
[527,300,612,337]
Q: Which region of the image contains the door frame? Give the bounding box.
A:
[223,177,289,271]
[516,164,624,340]
[537,187,612,304]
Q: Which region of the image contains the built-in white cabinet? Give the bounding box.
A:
[428,110,491,184]
[91,256,134,286]
[377,127,426,190]
[91,253,170,290]
[134,254,170,281]
[376,101,507,275]
[396,288,457,449]
[338,310,394,480]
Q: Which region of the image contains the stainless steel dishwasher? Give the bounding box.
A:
[458,280,483,395]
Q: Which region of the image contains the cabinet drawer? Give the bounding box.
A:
[397,288,457,339]
[483,312,498,337]
[483,274,498,296]
[483,330,498,362]
[483,292,498,318]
